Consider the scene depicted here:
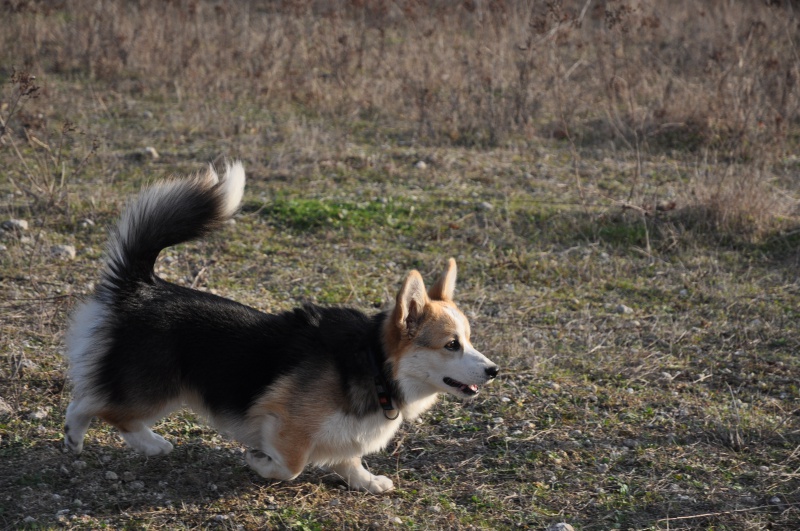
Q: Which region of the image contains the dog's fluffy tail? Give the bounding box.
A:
[103,161,245,286]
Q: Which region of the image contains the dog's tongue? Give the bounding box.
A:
[468,384,478,393]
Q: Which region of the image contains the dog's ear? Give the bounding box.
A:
[428,258,457,301]
[394,270,429,338]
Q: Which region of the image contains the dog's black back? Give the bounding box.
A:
[94,278,394,417]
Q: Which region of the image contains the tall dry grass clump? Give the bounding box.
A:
[2,0,798,239]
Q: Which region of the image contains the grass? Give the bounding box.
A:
[1,1,800,530]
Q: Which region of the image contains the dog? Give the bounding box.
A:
[63,162,498,494]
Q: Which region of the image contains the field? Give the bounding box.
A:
[1,1,800,529]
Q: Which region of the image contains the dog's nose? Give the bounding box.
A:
[485,365,499,379]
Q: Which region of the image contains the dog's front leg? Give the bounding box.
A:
[330,457,394,494]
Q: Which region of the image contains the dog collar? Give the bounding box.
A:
[368,346,399,420]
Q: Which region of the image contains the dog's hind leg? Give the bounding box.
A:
[245,414,308,481]
[245,449,302,481]
[330,457,394,494]
[64,397,96,454]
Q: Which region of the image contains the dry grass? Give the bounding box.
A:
[1,1,800,530]
[3,0,798,235]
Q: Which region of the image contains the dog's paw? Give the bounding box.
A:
[142,434,174,456]
[139,433,173,456]
[122,430,174,456]
[245,448,304,481]
[64,434,83,454]
[245,449,271,465]
[355,474,394,494]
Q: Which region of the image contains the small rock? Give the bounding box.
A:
[0,397,13,416]
[19,358,38,371]
[51,244,76,260]
[105,471,118,481]
[122,471,136,482]
[414,160,427,170]
[477,201,494,211]
[549,382,561,392]
[389,516,403,524]
[758,465,769,473]
[29,408,49,420]
[547,524,575,531]
[127,480,145,491]
[622,439,639,449]
[569,430,582,438]
[72,460,87,471]
[615,304,634,314]
[0,244,7,253]
[23,516,36,524]
[144,146,160,160]
[500,396,511,403]
[213,514,228,522]
[52,494,62,502]
[329,498,340,507]
[79,219,95,228]
[429,505,442,513]
[740,495,758,506]
[2,219,28,232]
[491,417,504,424]
[679,289,689,298]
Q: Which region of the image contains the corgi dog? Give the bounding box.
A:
[63,162,498,494]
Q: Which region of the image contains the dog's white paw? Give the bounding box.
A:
[141,434,173,456]
[354,473,394,494]
[245,449,271,469]
[245,449,300,481]
[121,430,174,456]
[330,457,394,494]
[64,434,84,454]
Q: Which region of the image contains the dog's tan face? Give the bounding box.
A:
[386,259,498,400]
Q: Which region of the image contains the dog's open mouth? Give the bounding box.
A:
[443,377,479,396]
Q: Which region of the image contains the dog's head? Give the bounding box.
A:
[385,259,498,403]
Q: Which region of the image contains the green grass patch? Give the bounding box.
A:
[255,197,413,233]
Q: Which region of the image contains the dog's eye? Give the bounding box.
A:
[444,339,461,351]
